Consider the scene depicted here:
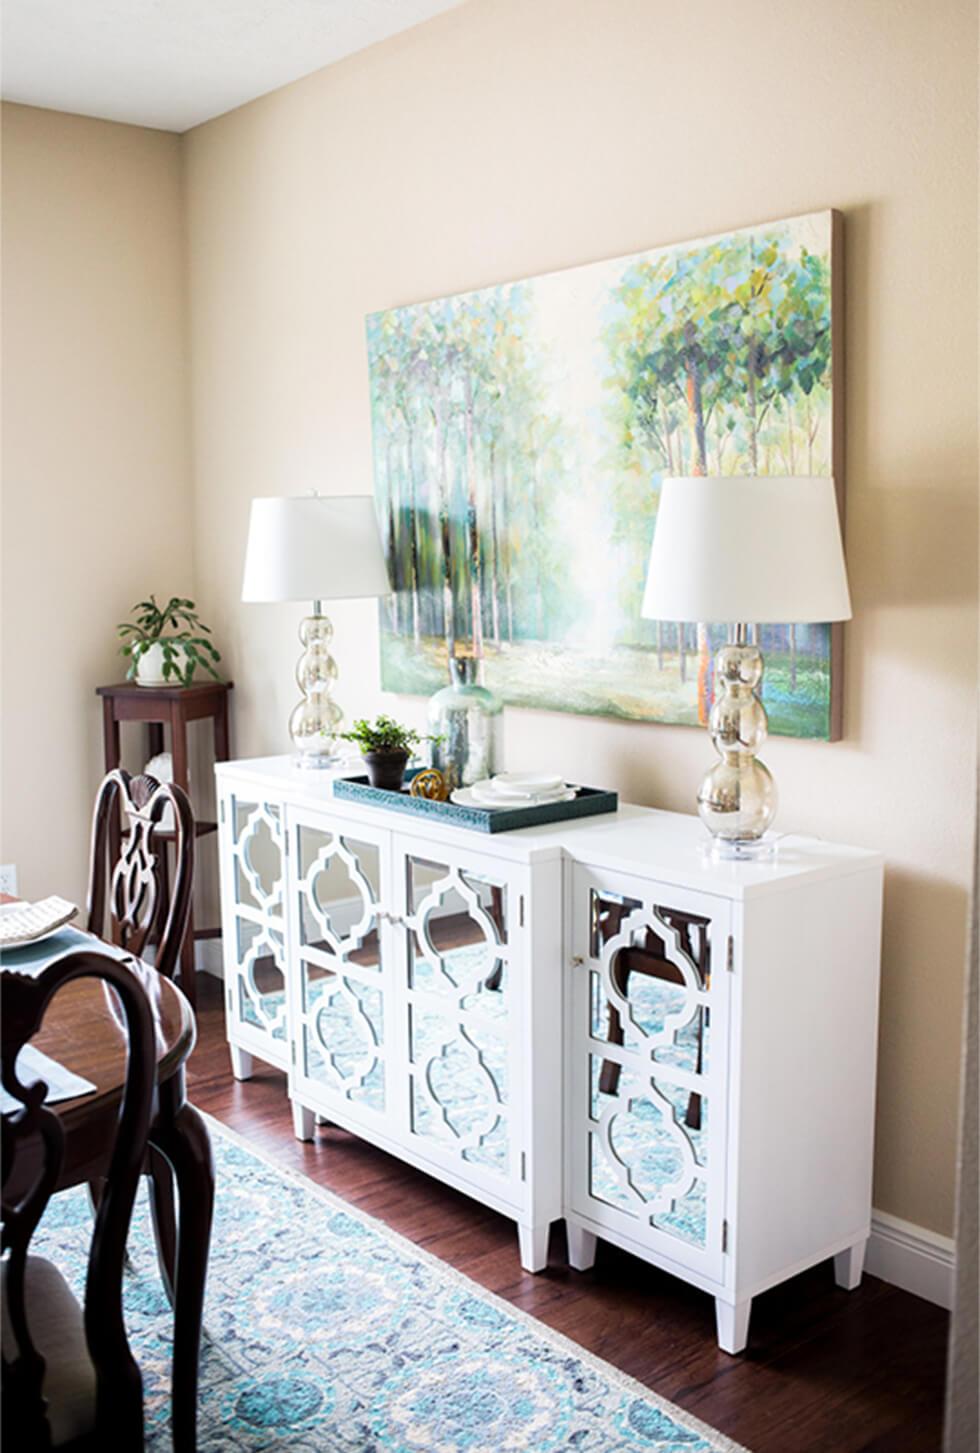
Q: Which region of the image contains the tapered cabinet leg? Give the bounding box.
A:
[292,1101,316,1142]
[517,1221,550,1273]
[834,1239,867,1291]
[229,1044,253,1081]
[566,1223,598,1271]
[715,1296,752,1354]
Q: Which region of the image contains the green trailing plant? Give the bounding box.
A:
[339,715,440,755]
[117,595,221,685]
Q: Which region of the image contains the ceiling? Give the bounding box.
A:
[1,0,467,133]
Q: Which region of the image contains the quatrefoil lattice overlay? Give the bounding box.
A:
[300,835,378,960]
[594,1073,701,1213]
[598,906,706,1054]
[588,902,711,1247]
[295,830,386,1112]
[232,801,287,1039]
[405,863,511,1177]
[309,981,383,1103]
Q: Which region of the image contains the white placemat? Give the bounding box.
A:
[0,1043,97,1114]
[0,924,92,978]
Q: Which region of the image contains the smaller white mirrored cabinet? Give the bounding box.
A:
[216,757,883,1354]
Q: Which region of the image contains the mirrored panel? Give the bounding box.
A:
[406,856,507,1012]
[233,800,283,914]
[297,826,381,968]
[589,886,641,959]
[587,1055,707,1248]
[588,892,711,1075]
[301,969,385,1113]
[408,1004,509,1176]
[236,917,287,1040]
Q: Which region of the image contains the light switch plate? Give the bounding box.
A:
[0,864,18,896]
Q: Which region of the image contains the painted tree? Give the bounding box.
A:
[450,292,503,659]
[720,236,831,474]
[604,230,832,672]
[368,310,427,643]
[368,278,573,661]
[413,301,466,654]
[366,312,409,636]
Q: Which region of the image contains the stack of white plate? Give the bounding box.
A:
[451,772,578,810]
[0,896,78,948]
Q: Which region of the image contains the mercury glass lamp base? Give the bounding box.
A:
[292,750,344,771]
[701,833,780,862]
[287,607,344,772]
[697,632,779,849]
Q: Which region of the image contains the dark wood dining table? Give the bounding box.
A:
[1,917,214,1453]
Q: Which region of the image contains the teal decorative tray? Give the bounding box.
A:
[332,771,619,834]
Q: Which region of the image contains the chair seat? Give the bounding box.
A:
[2,1255,97,1446]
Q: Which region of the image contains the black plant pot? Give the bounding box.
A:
[362,748,409,791]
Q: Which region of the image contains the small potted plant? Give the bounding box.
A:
[117,595,222,686]
[340,715,440,791]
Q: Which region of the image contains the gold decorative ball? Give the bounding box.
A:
[410,768,449,802]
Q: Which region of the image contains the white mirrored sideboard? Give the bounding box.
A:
[215,756,883,1353]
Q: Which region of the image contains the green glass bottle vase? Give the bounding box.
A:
[427,655,502,792]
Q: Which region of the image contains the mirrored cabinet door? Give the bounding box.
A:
[391,833,524,1200]
[285,809,392,1129]
[567,864,732,1282]
[219,789,289,1067]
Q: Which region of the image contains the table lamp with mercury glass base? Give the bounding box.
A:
[641,476,852,858]
[241,494,391,768]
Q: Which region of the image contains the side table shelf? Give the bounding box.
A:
[97,680,233,1004]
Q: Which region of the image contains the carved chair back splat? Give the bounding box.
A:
[87,769,195,990]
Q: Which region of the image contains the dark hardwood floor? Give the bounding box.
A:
[187,975,949,1453]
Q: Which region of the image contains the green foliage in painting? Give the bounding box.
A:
[603,231,832,658]
[366,212,836,738]
[367,285,574,655]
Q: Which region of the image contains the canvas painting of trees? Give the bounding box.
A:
[366,210,841,739]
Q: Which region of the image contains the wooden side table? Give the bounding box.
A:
[96,681,233,1005]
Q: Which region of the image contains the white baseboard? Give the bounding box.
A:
[196,939,225,978]
[867,1209,954,1309]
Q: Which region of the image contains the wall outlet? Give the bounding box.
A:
[0,864,18,896]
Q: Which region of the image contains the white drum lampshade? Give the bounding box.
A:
[241,494,390,604]
[641,476,851,852]
[241,494,390,767]
[641,476,851,625]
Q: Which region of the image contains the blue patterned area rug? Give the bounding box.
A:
[34,1117,748,1452]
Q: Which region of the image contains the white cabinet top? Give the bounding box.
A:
[216,755,881,900]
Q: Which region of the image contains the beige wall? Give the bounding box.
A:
[0,0,973,1243]
[1,103,194,908]
[183,0,978,1236]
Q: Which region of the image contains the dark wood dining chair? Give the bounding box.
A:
[1,948,156,1451]
[86,768,195,1302]
[87,768,195,996]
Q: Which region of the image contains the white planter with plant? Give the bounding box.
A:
[117,596,221,686]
